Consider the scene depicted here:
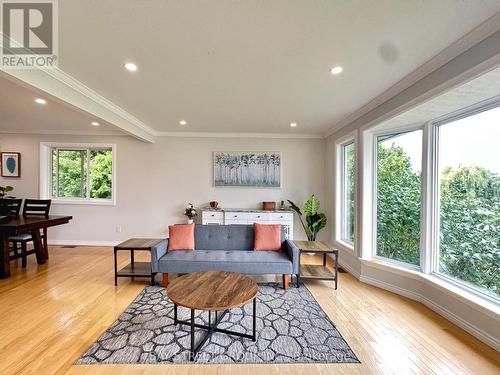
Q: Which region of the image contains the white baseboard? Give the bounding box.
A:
[360,275,422,302]
[420,295,499,352]
[338,258,361,280]
[360,275,499,351]
[48,240,120,247]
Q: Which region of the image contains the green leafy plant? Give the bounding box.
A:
[288,195,327,241]
[0,185,14,199]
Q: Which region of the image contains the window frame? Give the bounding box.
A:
[428,99,500,303]
[365,97,500,304]
[371,124,425,271]
[335,132,357,251]
[40,142,117,206]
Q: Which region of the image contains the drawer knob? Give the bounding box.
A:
[257,215,260,218]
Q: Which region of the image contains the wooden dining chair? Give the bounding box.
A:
[1,198,22,217]
[9,199,52,268]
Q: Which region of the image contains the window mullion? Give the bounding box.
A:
[341,147,346,241]
[431,124,441,274]
[420,122,434,274]
[56,149,60,198]
[86,149,91,200]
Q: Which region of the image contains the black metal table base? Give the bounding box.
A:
[296,250,339,290]
[173,298,257,361]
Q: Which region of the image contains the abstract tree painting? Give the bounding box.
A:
[214,152,281,187]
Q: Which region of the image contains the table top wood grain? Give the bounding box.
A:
[114,238,164,250]
[167,271,258,311]
[292,240,337,253]
[0,215,73,230]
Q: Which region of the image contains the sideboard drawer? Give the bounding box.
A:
[202,211,224,220]
[224,219,248,225]
[224,212,271,221]
[269,212,293,221]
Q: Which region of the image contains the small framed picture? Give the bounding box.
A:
[1,152,21,177]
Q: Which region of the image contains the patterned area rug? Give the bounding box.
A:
[76,284,359,364]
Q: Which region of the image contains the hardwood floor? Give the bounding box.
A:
[0,246,498,374]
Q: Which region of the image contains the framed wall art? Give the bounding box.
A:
[1,152,21,177]
[214,152,281,187]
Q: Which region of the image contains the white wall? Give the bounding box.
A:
[0,133,327,244]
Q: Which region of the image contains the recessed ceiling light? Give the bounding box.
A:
[329,66,343,75]
[179,120,187,125]
[290,122,297,128]
[124,62,138,72]
[91,121,100,126]
[35,98,47,104]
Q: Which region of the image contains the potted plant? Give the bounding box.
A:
[184,203,197,224]
[0,185,14,199]
[288,195,327,241]
[0,185,15,217]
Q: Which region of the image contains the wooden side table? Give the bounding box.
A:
[292,240,339,290]
[114,238,164,286]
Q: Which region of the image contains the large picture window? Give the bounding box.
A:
[437,106,500,298]
[376,130,422,266]
[340,142,355,244]
[41,144,115,204]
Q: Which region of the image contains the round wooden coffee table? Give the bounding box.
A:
[167,271,258,361]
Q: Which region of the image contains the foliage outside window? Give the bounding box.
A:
[437,108,500,298]
[51,147,113,201]
[341,142,355,244]
[376,130,422,266]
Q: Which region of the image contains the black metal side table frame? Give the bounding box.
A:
[173,298,257,361]
[114,238,163,286]
[294,241,339,290]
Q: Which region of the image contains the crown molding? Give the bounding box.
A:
[154,131,324,139]
[0,129,124,136]
[323,12,500,138]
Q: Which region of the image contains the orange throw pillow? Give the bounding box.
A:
[254,223,281,252]
[168,224,195,251]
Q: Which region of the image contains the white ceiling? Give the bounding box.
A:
[0,76,120,135]
[2,1,500,137]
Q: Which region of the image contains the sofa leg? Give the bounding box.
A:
[162,273,169,288]
[282,274,289,290]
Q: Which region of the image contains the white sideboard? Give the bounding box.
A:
[201,209,294,239]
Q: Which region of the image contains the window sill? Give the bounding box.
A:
[335,239,355,252]
[361,258,500,319]
[361,258,421,280]
[50,198,116,206]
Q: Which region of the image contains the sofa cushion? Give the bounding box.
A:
[254,223,281,251]
[194,224,286,251]
[168,224,195,251]
[159,250,292,274]
[194,224,254,251]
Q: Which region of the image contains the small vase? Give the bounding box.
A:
[187,219,194,224]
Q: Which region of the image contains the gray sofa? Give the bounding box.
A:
[151,224,300,289]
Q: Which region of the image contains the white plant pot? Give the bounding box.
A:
[187,219,194,224]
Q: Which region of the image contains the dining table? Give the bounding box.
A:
[0,215,73,279]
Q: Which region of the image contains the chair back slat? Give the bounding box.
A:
[23,199,51,218]
[0,198,23,217]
